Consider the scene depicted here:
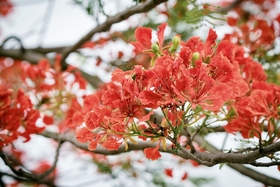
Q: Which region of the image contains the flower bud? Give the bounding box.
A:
[192,52,200,61]
[191,52,200,67]
[151,43,159,53]
[169,35,180,53]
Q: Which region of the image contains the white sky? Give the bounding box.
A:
[0,0,279,187]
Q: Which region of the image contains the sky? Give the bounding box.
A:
[0,0,279,187]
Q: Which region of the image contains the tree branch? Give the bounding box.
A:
[193,135,280,186]
[40,130,280,166]
[38,141,63,179]
[39,129,280,186]
[0,48,45,64]
[217,0,244,13]
[0,151,57,187]
[60,0,168,69]
[250,161,280,167]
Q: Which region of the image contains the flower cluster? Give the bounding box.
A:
[224,0,280,56]
[0,88,44,147]
[0,0,13,17]
[76,23,279,160]
[0,56,88,147]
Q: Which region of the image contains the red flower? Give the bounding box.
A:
[249,81,280,120]
[181,28,217,61]
[233,46,267,83]
[143,142,161,160]
[181,171,188,180]
[131,27,152,54]
[33,161,57,181]
[88,134,102,150]
[102,136,122,151]
[224,116,262,138]
[76,127,95,143]
[164,168,173,177]
[43,115,54,125]
[190,160,200,167]
[76,127,102,151]
[84,106,112,130]
[61,97,84,130]
[0,88,44,147]
[156,22,167,50]
[102,87,146,122]
[0,0,13,16]
[131,23,167,56]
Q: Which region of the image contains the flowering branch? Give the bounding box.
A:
[40,130,280,186]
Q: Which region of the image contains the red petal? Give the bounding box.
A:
[181,171,188,180]
[83,94,100,112]
[102,136,122,151]
[205,28,217,56]
[134,27,152,49]
[157,23,167,49]
[76,127,94,143]
[43,115,53,125]
[138,110,154,122]
[139,90,161,109]
[144,146,161,160]
[88,134,102,150]
[164,168,173,177]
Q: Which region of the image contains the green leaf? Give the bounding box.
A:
[219,163,227,170]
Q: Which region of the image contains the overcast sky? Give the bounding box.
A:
[0,0,279,186]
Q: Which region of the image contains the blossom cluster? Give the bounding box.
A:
[76,23,280,160]
[0,56,87,147]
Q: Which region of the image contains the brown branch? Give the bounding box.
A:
[182,127,196,153]
[31,46,69,54]
[250,161,280,167]
[40,131,214,166]
[0,171,31,184]
[193,135,280,187]
[0,0,168,87]
[40,130,178,156]
[0,48,102,88]
[0,48,45,64]
[38,141,63,179]
[192,136,280,165]
[217,0,244,13]
[40,130,280,186]
[0,151,57,187]
[40,130,280,166]
[60,0,168,69]
[229,164,280,187]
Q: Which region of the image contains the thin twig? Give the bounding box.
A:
[38,0,56,47]
[221,133,228,151]
[183,127,196,153]
[60,0,168,69]
[250,161,280,167]
[217,0,244,13]
[39,140,63,179]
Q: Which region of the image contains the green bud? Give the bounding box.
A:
[191,52,200,67]
[204,56,210,64]
[169,35,180,53]
[192,52,200,61]
[151,43,159,53]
